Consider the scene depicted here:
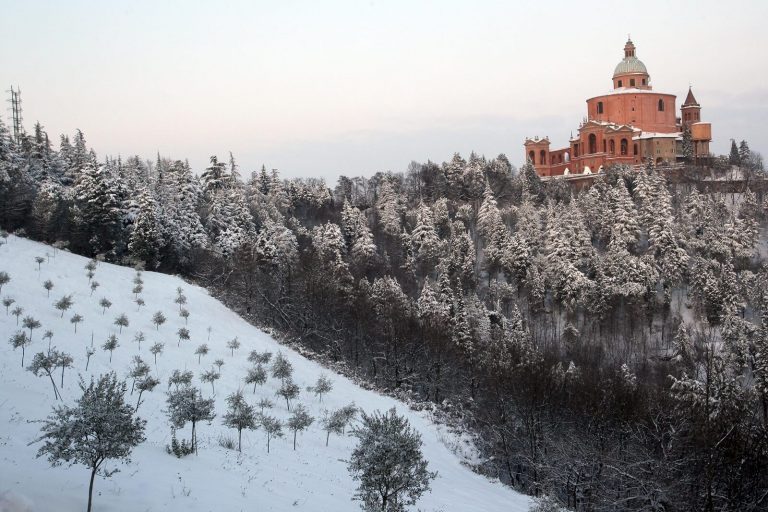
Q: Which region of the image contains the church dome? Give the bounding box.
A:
[613,56,648,77]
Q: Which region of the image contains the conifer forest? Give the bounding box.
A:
[2,119,768,511]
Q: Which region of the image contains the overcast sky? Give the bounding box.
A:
[2,0,766,182]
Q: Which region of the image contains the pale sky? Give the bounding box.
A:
[2,0,767,181]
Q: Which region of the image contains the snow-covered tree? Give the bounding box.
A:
[259,414,283,453]
[276,377,300,410]
[312,374,333,402]
[287,404,314,450]
[222,390,258,452]
[348,408,437,512]
[245,364,268,393]
[165,385,215,454]
[33,372,146,512]
[9,331,31,367]
[128,188,163,267]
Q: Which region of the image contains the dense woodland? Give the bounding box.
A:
[2,118,768,511]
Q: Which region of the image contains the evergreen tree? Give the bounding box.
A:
[128,188,163,267]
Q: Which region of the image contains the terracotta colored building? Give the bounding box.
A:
[525,39,712,177]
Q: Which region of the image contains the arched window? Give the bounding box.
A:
[658,99,665,111]
[597,101,604,114]
[588,134,597,154]
[540,150,547,165]
[630,78,636,87]
[633,143,638,156]
[574,145,579,158]
[528,150,535,164]
[618,80,623,88]
[609,139,615,154]
[564,151,570,162]
[642,78,646,85]
[620,138,628,156]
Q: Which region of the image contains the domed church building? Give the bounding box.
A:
[525,39,711,177]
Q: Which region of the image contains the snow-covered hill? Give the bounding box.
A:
[0,236,530,512]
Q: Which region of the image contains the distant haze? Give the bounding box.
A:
[2,0,766,181]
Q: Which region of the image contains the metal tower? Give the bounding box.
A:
[7,86,23,143]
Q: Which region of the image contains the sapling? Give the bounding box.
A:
[55,351,74,387]
[276,378,300,411]
[226,337,240,356]
[287,404,314,450]
[102,334,119,363]
[133,331,146,351]
[135,374,160,411]
[132,284,143,298]
[135,297,145,311]
[257,398,274,414]
[85,346,95,371]
[200,369,220,394]
[90,281,99,296]
[2,297,14,314]
[43,330,54,352]
[152,311,166,330]
[248,350,273,365]
[99,297,112,314]
[312,374,333,402]
[206,326,212,341]
[9,331,31,367]
[0,271,10,293]
[86,270,95,283]
[114,314,129,334]
[27,351,61,400]
[177,327,190,347]
[271,352,293,383]
[222,390,258,453]
[70,313,83,333]
[150,342,164,366]
[167,369,193,390]
[213,359,224,372]
[54,294,73,318]
[259,414,283,453]
[128,356,151,395]
[195,344,209,364]
[12,306,23,325]
[245,365,267,393]
[43,279,54,297]
[23,315,41,341]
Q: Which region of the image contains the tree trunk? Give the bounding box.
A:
[87,464,98,512]
[192,420,197,455]
[293,430,297,450]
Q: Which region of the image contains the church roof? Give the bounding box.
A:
[682,87,699,106]
[613,56,648,77]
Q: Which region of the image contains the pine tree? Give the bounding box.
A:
[729,139,740,166]
[128,188,163,267]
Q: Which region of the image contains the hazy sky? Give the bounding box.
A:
[2,0,767,181]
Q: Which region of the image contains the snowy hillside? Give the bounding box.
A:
[0,236,530,512]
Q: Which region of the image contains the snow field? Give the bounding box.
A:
[0,236,530,512]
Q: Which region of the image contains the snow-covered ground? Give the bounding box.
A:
[0,236,530,512]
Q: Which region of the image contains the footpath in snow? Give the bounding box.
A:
[0,236,530,512]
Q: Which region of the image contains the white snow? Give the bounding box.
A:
[0,236,530,512]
